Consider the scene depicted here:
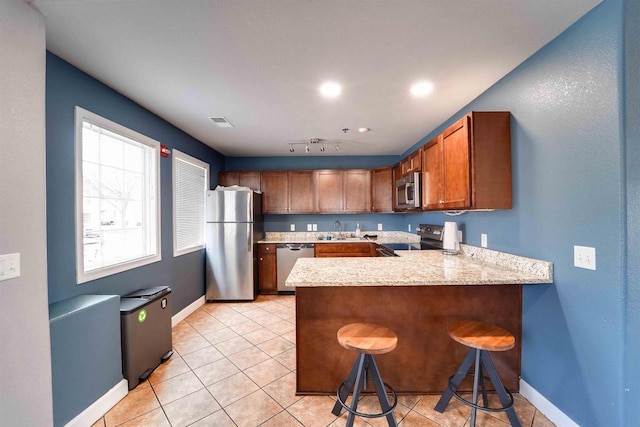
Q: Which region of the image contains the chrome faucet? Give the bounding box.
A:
[333,221,344,239]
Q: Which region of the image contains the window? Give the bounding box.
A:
[173,150,209,256]
[75,107,161,283]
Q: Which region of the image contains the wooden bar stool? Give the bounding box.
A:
[435,320,521,427]
[331,323,399,427]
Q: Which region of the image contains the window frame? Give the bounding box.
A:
[172,149,209,257]
[74,106,162,284]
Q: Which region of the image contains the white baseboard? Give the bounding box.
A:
[65,379,128,427]
[171,295,206,327]
[520,379,580,427]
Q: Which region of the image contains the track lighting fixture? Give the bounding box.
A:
[286,138,342,154]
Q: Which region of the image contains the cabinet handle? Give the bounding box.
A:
[259,257,263,261]
[439,200,444,204]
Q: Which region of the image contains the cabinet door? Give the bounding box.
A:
[314,170,343,213]
[258,252,277,294]
[343,170,371,213]
[442,117,471,209]
[218,171,240,187]
[422,137,443,209]
[288,171,314,213]
[239,172,262,191]
[409,148,422,172]
[262,171,289,213]
[371,167,392,213]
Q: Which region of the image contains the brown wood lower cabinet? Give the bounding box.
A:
[258,244,277,294]
[314,242,377,257]
[295,285,522,394]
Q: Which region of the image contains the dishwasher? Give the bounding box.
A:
[276,243,315,292]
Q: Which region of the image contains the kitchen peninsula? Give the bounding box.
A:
[286,246,553,395]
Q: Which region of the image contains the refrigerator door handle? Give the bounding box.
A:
[248,223,252,251]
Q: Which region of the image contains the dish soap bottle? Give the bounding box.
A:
[355,223,361,238]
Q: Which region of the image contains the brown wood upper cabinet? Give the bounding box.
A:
[262,170,314,214]
[218,171,262,191]
[400,148,422,176]
[422,111,512,211]
[314,169,371,213]
[370,167,393,213]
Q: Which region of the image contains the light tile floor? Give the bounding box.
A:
[92,295,556,427]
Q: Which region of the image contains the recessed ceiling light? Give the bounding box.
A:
[358,127,370,133]
[410,81,434,97]
[320,81,342,98]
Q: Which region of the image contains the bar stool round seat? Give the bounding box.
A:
[435,320,521,427]
[448,320,515,352]
[331,323,399,427]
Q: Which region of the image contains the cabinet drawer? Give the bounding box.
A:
[259,244,276,254]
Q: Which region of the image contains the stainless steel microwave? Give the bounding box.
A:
[396,172,421,209]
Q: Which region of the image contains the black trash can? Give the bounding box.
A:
[120,286,173,390]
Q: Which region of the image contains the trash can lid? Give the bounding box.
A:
[123,286,171,299]
[119,297,150,314]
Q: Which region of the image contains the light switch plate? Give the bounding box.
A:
[307,224,312,231]
[481,234,487,248]
[378,223,383,231]
[574,245,596,270]
[290,224,295,231]
[0,253,21,281]
[312,224,317,231]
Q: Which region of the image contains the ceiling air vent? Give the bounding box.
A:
[209,116,234,128]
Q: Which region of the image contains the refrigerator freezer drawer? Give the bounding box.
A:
[205,222,256,301]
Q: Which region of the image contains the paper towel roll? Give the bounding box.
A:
[443,221,460,255]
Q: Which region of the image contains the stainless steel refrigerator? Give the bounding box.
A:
[205,189,263,301]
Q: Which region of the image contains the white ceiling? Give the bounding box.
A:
[33,0,600,157]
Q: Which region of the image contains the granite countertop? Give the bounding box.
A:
[285,244,553,287]
[258,231,419,244]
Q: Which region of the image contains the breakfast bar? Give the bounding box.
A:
[286,247,553,395]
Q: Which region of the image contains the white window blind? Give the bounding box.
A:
[173,150,209,256]
[75,106,161,284]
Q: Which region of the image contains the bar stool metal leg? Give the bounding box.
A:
[481,351,521,427]
[434,348,476,412]
[470,349,481,426]
[332,354,363,416]
[367,354,398,427]
[346,355,366,427]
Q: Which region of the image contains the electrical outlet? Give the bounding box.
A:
[378,223,383,231]
[408,224,412,232]
[574,246,596,270]
[0,253,21,281]
[307,224,312,231]
[481,234,487,248]
[312,224,317,231]
[290,224,295,232]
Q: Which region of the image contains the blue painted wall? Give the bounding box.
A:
[263,214,402,234]
[224,18,634,425]
[225,155,398,171]
[398,1,627,425]
[46,53,225,313]
[623,0,639,425]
